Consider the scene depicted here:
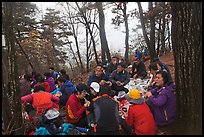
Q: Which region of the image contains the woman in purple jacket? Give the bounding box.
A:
[144,70,176,126]
[44,72,56,92]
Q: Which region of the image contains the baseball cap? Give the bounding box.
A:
[90,82,100,93]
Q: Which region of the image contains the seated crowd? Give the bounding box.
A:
[20,56,175,135]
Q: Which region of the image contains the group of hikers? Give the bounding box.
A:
[19,52,176,135]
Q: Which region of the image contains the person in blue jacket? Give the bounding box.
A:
[87,65,112,87]
[57,76,76,107]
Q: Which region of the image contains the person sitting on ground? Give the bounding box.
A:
[59,69,70,81]
[49,67,59,84]
[120,89,157,135]
[57,76,77,107]
[87,65,112,87]
[86,84,121,135]
[126,65,134,78]
[132,57,147,79]
[44,72,56,92]
[85,82,100,101]
[34,75,51,93]
[151,58,173,82]
[143,62,159,90]
[21,85,60,118]
[109,62,130,95]
[34,109,82,135]
[105,56,119,77]
[66,83,90,128]
[144,70,176,126]
[20,74,32,97]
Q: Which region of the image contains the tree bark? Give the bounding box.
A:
[3,2,24,134]
[96,2,111,65]
[75,2,99,65]
[160,2,166,56]
[122,2,129,65]
[171,2,202,134]
[137,2,157,60]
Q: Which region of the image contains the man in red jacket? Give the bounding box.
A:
[120,89,157,135]
[66,83,90,128]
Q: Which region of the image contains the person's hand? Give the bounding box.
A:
[144,91,152,98]
[143,85,148,90]
[106,81,112,86]
[116,81,121,86]
[133,74,137,79]
[100,80,106,85]
[84,101,90,107]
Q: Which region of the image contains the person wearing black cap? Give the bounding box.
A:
[66,83,90,128]
[132,57,147,79]
[86,84,121,135]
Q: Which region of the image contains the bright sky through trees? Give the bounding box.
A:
[34,2,148,54]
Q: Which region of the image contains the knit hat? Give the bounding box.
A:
[125,89,144,104]
[90,82,100,93]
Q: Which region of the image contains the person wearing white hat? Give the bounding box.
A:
[85,82,100,101]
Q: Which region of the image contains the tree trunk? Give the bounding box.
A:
[157,18,162,55]
[171,2,202,134]
[4,2,24,134]
[96,2,111,65]
[2,59,13,135]
[123,2,129,65]
[160,2,166,56]
[166,20,171,51]
[16,31,34,70]
[75,2,99,65]
[137,2,157,60]
[149,2,157,59]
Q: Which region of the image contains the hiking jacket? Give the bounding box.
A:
[59,80,76,106]
[87,72,109,86]
[125,103,157,135]
[21,92,59,116]
[86,94,120,133]
[34,82,50,93]
[109,70,130,86]
[147,82,176,126]
[45,77,56,92]
[66,94,86,124]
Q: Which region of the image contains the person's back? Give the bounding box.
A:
[21,85,60,118]
[94,96,120,134]
[88,84,120,135]
[127,103,157,135]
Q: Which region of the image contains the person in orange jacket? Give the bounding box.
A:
[120,89,157,135]
[21,85,60,119]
